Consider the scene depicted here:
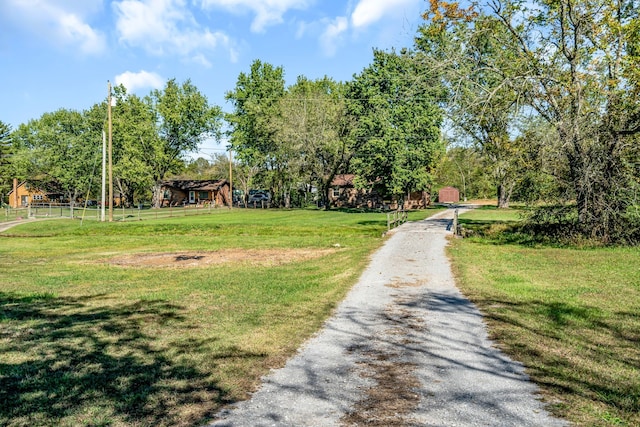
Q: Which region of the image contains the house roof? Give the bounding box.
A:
[331,174,355,186]
[161,179,229,191]
[7,180,64,196]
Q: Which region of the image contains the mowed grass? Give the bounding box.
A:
[0,207,440,427]
[449,207,640,426]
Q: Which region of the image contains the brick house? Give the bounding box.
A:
[159,179,231,207]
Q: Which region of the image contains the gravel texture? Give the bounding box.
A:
[209,208,568,427]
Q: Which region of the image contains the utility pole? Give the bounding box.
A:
[229,149,233,209]
[101,130,106,222]
[108,81,113,222]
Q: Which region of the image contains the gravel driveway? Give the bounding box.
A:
[209,208,568,427]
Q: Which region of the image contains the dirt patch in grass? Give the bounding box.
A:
[101,248,336,268]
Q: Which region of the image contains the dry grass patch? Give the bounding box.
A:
[385,279,427,289]
[100,248,337,268]
[343,295,426,427]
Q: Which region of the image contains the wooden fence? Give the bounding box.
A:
[387,209,407,231]
[3,203,225,223]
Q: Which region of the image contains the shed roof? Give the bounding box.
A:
[160,179,229,191]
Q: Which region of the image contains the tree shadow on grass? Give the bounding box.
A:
[0,292,245,426]
[474,297,640,423]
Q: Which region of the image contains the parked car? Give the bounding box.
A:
[248,193,270,203]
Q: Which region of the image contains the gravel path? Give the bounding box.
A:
[209,208,568,427]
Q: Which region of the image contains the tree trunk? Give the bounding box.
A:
[497,183,510,208]
[152,183,164,208]
[421,190,430,208]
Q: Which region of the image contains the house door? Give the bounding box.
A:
[189,191,196,204]
[21,195,29,207]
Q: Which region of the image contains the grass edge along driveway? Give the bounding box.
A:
[448,207,640,427]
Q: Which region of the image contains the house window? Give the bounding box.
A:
[163,190,171,199]
[33,194,43,201]
[198,191,209,200]
[332,187,340,198]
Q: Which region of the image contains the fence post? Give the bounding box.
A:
[453,209,459,236]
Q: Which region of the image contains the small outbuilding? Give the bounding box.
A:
[438,186,460,204]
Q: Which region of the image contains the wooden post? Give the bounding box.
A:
[12,178,18,209]
[453,209,459,235]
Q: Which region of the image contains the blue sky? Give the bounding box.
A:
[0,0,427,158]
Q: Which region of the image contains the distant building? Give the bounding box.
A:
[159,179,231,207]
[438,186,460,204]
[329,174,431,209]
[329,174,382,208]
[7,180,65,208]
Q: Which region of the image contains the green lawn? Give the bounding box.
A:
[450,207,640,426]
[0,207,440,427]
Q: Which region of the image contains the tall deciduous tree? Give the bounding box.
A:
[275,76,353,208]
[225,60,286,204]
[147,79,223,207]
[108,86,157,205]
[490,0,640,240]
[421,0,640,241]
[12,109,100,205]
[417,4,525,207]
[348,49,444,203]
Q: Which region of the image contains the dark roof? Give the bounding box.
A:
[161,179,229,191]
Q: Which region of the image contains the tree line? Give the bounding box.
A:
[0,50,444,210]
[1,0,639,243]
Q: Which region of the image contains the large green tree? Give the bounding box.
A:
[347,49,444,204]
[493,0,640,240]
[12,109,100,205]
[146,79,223,207]
[421,0,640,241]
[225,60,286,204]
[108,86,157,205]
[275,76,353,208]
[416,4,525,207]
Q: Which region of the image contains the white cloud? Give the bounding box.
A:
[199,0,312,33]
[320,16,348,56]
[191,53,213,68]
[114,0,236,62]
[351,0,416,29]
[1,0,105,54]
[115,70,165,93]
